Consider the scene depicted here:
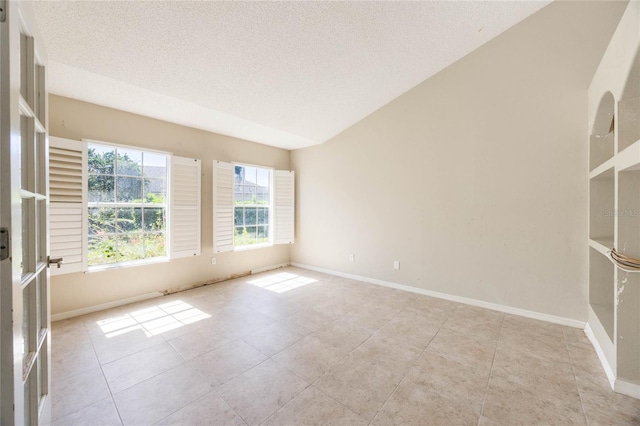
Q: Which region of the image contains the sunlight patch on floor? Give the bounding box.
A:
[96,300,210,338]
[246,272,317,293]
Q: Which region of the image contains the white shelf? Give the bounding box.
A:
[590,157,616,180]
[617,138,640,172]
[589,238,614,257]
[587,3,640,396]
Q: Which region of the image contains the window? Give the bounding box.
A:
[49,136,202,275]
[87,143,168,266]
[234,165,271,247]
[213,160,294,253]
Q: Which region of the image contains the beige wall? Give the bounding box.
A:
[49,95,290,315]
[290,1,628,321]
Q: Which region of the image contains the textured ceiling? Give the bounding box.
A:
[30,1,550,150]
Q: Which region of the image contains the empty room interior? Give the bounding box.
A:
[4,0,640,425]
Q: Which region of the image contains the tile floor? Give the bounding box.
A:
[51,267,640,425]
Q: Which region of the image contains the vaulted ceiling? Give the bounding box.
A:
[29,1,550,149]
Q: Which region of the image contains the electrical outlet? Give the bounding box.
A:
[211,257,217,265]
[349,254,355,262]
[393,260,400,270]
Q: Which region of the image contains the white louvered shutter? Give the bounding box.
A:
[213,161,234,252]
[273,170,295,244]
[49,137,87,275]
[170,156,201,258]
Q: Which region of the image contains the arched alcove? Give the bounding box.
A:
[590,91,615,170]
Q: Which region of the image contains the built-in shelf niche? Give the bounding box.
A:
[616,270,640,384]
[587,4,639,398]
[590,247,615,342]
[590,92,615,171]
[618,167,640,259]
[619,97,640,153]
[590,168,615,246]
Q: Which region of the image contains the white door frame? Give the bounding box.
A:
[1,1,51,424]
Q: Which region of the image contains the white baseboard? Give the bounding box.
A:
[51,263,290,322]
[251,263,290,274]
[52,292,164,322]
[584,322,616,389]
[615,379,640,399]
[291,262,585,329]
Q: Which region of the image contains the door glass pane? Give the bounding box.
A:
[35,273,43,333]
[21,116,29,190]
[35,64,45,124]
[36,200,46,265]
[20,34,34,106]
[24,367,35,426]
[22,198,30,276]
[22,284,31,355]
[21,116,36,192]
[37,354,42,407]
[35,132,46,195]
[38,340,48,402]
[38,271,48,335]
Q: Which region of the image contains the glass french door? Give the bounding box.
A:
[1,1,51,424]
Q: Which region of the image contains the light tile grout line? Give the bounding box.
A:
[562,327,590,426]
[367,303,461,425]
[476,312,505,425]
[197,279,359,425]
[246,288,467,425]
[52,268,609,425]
[51,274,397,424]
[262,287,410,424]
[61,309,210,425]
[219,278,385,425]
[50,321,125,424]
[83,319,126,426]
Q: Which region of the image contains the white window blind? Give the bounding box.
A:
[170,156,201,258]
[273,170,295,244]
[213,161,234,252]
[49,137,87,275]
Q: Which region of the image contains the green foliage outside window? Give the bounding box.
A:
[234,165,270,246]
[88,145,167,266]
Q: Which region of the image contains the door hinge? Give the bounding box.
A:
[0,227,9,261]
[0,1,6,23]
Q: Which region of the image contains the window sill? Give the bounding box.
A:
[86,256,170,273]
[234,243,273,252]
